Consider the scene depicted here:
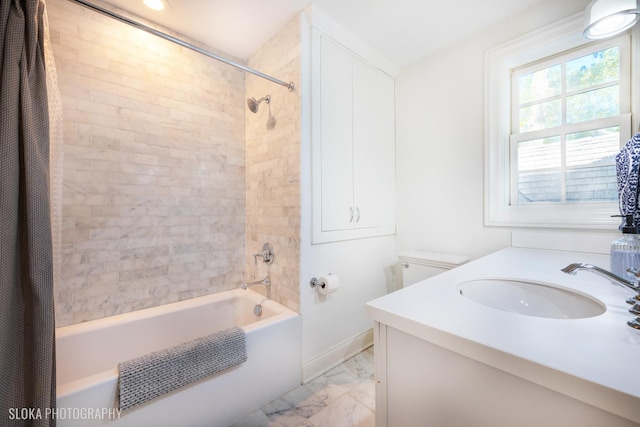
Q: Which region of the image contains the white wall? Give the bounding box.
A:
[299,10,397,375]
[395,0,591,261]
[298,0,596,378]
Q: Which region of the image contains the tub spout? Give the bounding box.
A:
[561,263,639,292]
[241,276,271,291]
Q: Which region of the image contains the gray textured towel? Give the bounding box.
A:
[118,326,247,411]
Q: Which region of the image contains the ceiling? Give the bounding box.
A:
[102,0,552,67]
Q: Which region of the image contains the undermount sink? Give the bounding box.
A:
[457,278,606,319]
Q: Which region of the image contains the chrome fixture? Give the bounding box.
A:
[561,263,639,291]
[626,294,640,305]
[253,297,269,317]
[562,263,640,329]
[66,0,294,91]
[266,104,277,129]
[253,242,274,265]
[583,0,640,39]
[253,304,263,316]
[247,95,271,114]
[241,275,271,291]
[628,318,640,329]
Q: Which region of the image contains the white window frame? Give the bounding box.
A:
[484,12,639,229]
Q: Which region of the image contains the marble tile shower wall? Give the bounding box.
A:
[48,0,246,326]
[245,15,301,312]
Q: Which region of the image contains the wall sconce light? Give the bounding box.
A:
[584,0,640,39]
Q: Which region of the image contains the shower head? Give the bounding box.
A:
[247,95,270,113]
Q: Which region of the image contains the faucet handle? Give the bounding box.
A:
[626,267,640,278]
[628,318,640,329]
[253,243,274,266]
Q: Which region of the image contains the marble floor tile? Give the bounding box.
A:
[305,367,360,397]
[230,346,375,427]
[302,394,375,427]
[347,381,375,412]
[341,347,375,382]
[230,409,271,427]
[262,386,326,425]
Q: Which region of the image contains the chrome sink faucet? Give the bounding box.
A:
[562,263,640,329]
[561,263,640,292]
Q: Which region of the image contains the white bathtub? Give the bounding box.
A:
[56,288,302,427]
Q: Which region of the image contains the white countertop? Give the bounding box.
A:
[366,247,640,423]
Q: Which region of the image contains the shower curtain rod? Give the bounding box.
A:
[66,0,295,92]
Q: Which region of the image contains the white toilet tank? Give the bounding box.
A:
[398,250,469,287]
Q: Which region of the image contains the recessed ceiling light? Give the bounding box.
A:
[143,0,166,11]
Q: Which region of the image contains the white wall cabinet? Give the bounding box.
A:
[311,29,396,243]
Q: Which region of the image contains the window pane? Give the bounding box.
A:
[566,126,619,167]
[518,64,561,104]
[519,100,562,132]
[518,171,561,203]
[566,86,619,124]
[566,47,620,93]
[517,136,561,171]
[566,166,617,202]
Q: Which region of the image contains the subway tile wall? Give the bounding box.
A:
[48,0,247,326]
[245,15,301,312]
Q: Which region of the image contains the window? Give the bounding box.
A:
[511,39,629,205]
[485,13,637,229]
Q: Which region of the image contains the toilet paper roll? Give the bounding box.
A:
[317,274,340,295]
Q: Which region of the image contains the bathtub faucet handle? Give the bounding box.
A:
[253,242,274,266]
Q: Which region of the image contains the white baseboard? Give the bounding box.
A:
[302,328,374,383]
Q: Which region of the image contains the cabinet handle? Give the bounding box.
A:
[356,207,360,223]
[349,207,354,223]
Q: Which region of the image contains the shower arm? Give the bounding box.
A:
[66,0,295,92]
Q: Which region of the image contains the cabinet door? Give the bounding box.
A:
[353,61,396,231]
[311,29,396,243]
[319,35,354,232]
[376,70,396,232]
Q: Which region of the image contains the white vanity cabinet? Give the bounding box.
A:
[367,248,640,427]
[311,29,396,243]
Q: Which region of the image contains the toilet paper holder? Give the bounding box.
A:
[310,274,340,294]
[310,276,331,289]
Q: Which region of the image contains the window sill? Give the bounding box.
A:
[485,200,619,229]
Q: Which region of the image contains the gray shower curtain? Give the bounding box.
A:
[0,0,56,426]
